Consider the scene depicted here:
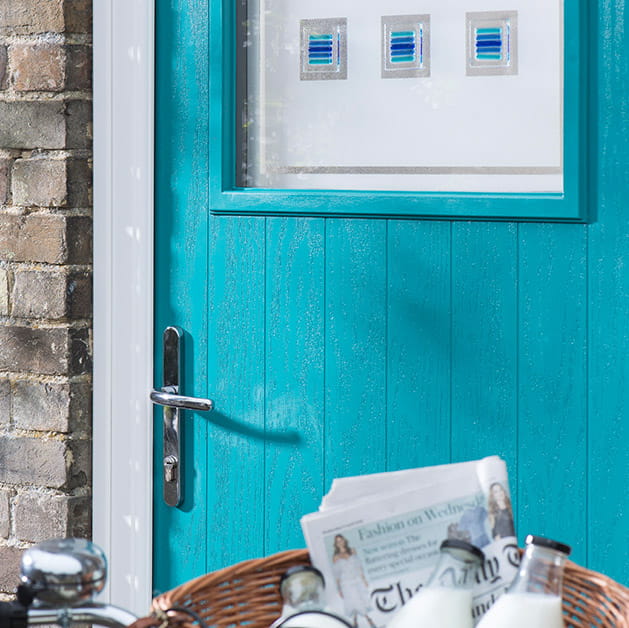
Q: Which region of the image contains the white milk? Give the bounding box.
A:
[477,592,564,628]
[387,588,473,628]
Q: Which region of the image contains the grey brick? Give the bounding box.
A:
[0,490,9,538]
[0,325,68,374]
[11,269,92,320]
[0,101,66,149]
[0,0,64,35]
[0,437,67,487]
[66,439,91,488]
[70,327,91,375]
[11,159,67,207]
[11,158,90,208]
[13,381,70,431]
[14,380,90,432]
[11,270,67,318]
[0,214,89,265]
[65,100,92,149]
[67,272,92,318]
[0,437,90,490]
[66,215,92,264]
[69,381,91,431]
[67,493,91,538]
[0,545,21,593]
[0,325,91,376]
[0,101,91,150]
[14,492,90,542]
[67,158,91,207]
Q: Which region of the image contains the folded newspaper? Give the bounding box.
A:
[300,456,519,627]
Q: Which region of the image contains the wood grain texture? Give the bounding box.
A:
[451,223,518,477]
[518,223,588,563]
[205,216,266,571]
[387,221,452,470]
[265,217,325,554]
[153,0,209,594]
[324,219,387,483]
[587,0,629,584]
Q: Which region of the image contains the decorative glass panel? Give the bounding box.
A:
[237,0,564,194]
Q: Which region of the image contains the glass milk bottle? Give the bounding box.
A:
[477,535,571,628]
[271,566,327,628]
[271,566,353,628]
[387,540,485,628]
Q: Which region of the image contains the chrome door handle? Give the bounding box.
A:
[150,386,214,412]
[150,326,214,507]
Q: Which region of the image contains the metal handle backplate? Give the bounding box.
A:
[150,326,214,507]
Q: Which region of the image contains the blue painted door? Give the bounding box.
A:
[154,0,629,595]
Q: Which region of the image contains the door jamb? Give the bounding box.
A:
[93,0,154,613]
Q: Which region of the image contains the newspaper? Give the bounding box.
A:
[300,456,519,627]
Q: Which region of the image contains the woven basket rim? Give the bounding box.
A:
[151,548,629,628]
[153,549,308,604]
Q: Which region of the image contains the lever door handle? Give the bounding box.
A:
[150,386,214,412]
[150,326,214,507]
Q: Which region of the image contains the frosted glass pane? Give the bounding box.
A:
[238,0,564,193]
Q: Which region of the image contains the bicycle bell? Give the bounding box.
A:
[20,538,107,606]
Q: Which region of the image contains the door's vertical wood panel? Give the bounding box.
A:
[451,224,518,487]
[153,0,209,593]
[206,216,266,570]
[387,221,452,470]
[518,224,587,560]
[325,219,387,484]
[265,217,325,553]
[588,0,629,583]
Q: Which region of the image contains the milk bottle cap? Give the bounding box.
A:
[525,535,571,556]
[439,539,485,563]
[279,566,326,612]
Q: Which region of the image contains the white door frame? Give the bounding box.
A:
[93,0,155,614]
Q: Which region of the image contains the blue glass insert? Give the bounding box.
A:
[308,34,333,66]
[390,30,417,64]
[475,26,503,61]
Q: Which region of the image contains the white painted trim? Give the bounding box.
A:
[93,0,154,614]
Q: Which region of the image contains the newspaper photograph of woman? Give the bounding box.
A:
[331,535,377,628]
[487,482,515,540]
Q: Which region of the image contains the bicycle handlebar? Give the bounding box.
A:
[0,538,140,628]
[0,600,138,628]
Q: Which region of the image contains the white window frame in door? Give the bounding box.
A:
[93,0,154,614]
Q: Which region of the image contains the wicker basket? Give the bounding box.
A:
[149,549,629,628]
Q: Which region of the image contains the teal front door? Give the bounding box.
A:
[154,0,629,596]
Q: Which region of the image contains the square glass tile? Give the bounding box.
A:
[300,18,347,81]
[466,11,518,76]
[382,15,431,79]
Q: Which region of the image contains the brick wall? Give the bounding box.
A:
[0,0,92,594]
